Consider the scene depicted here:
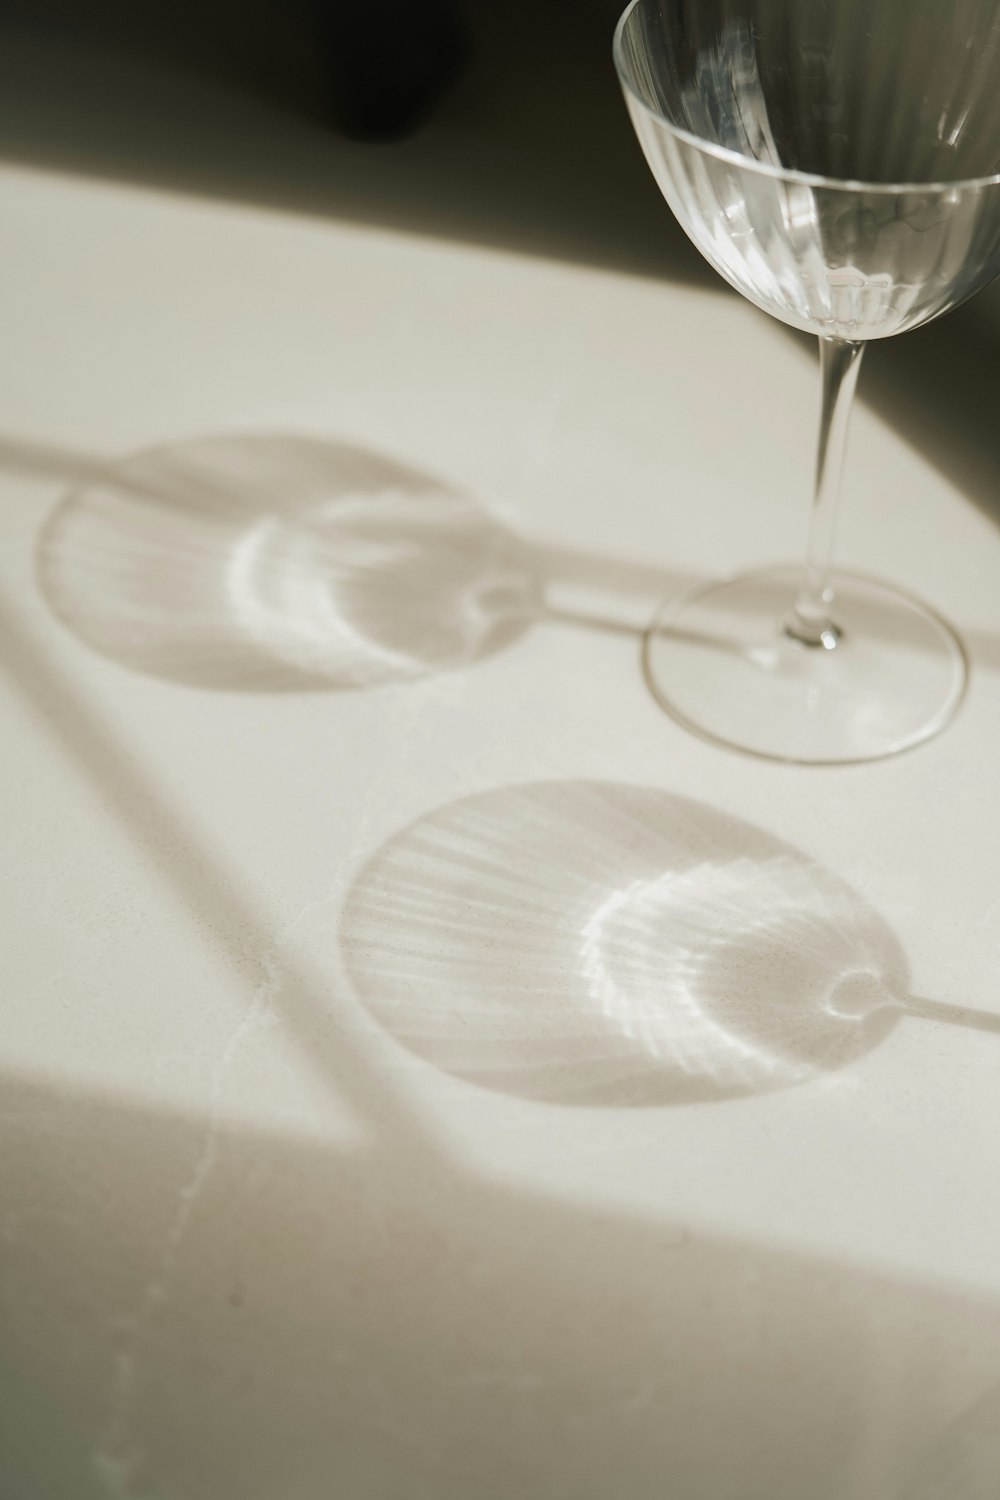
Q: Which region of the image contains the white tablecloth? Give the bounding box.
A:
[2,80,1000,1499]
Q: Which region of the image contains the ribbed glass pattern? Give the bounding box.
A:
[615,0,1000,336]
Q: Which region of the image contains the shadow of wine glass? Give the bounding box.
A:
[32,429,1000,695]
[339,780,1000,1108]
[37,432,546,691]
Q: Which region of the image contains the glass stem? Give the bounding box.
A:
[786,335,866,649]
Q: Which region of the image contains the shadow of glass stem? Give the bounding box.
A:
[339,781,1000,1108]
[27,430,999,692]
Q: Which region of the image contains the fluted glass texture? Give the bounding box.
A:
[615,0,1000,337]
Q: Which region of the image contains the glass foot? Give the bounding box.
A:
[643,566,967,764]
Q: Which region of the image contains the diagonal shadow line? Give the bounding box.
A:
[0,589,446,1165]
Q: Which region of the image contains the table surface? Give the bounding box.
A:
[3,23,1000,1500]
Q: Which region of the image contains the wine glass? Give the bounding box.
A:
[614,0,1000,763]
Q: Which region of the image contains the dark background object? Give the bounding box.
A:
[0,0,676,275]
[0,0,478,139]
[315,0,471,139]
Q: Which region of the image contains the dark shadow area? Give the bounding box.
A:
[340,780,1000,1108]
[864,313,1000,532]
[4,1070,1000,1500]
[0,0,711,285]
[26,430,1000,692]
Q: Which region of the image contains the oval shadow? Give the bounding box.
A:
[38,432,542,691]
[339,781,908,1107]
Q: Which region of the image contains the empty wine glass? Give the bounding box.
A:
[614,0,1000,762]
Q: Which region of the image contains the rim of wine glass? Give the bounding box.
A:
[613,0,1000,196]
